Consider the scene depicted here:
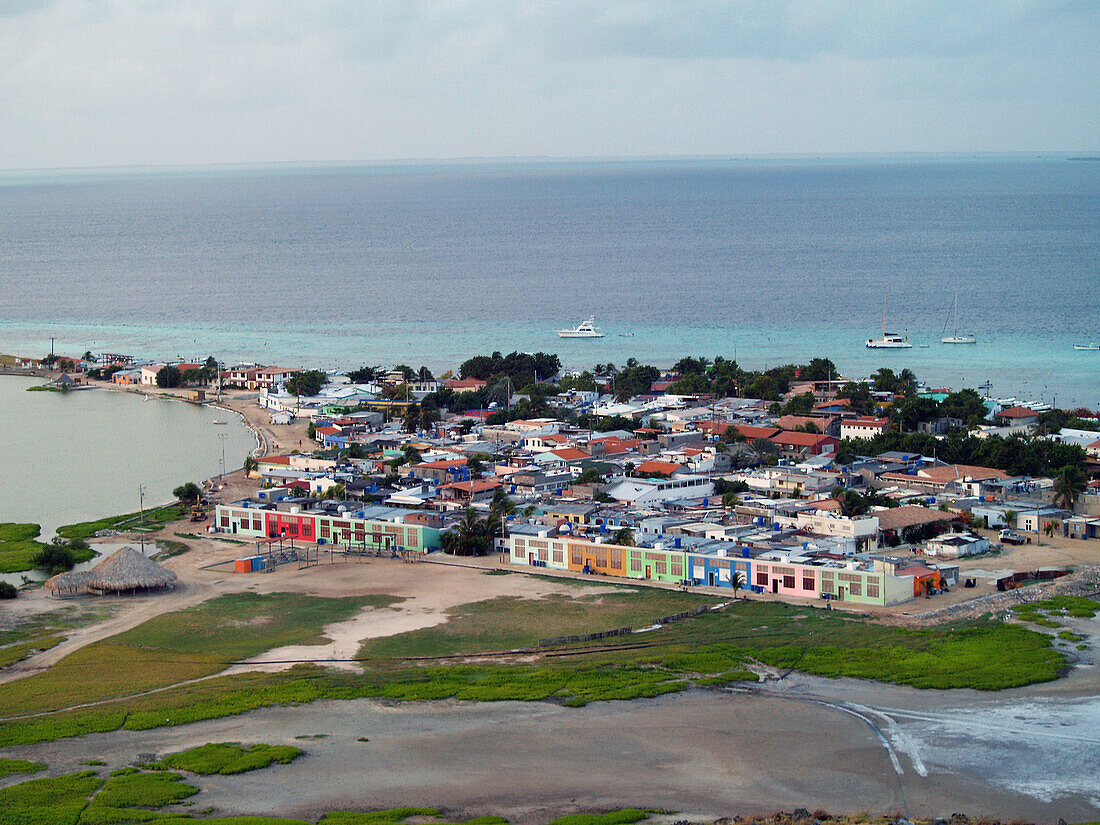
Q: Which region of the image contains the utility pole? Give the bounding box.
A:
[138,484,146,555]
[218,432,228,482]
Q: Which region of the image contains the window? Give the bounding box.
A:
[821,579,833,594]
[849,582,862,596]
[320,523,330,538]
[783,575,795,589]
[802,577,815,591]
[287,522,298,535]
[570,549,582,566]
[553,549,563,564]
[867,584,880,598]
[220,516,230,527]
[407,532,418,547]
[253,518,262,531]
[756,572,769,586]
[609,549,622,570]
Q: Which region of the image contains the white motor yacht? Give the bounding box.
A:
[558,316,605,338]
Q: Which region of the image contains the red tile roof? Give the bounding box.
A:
[635,460,683,477]
[550,448,591,462]
[735,425,781,440]
[996,405,1038,419]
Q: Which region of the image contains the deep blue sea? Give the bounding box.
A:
[0,156,1097,406]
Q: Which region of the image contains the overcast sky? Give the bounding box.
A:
[1,1,1097,169]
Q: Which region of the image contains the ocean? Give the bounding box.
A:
[0,156,1097,406]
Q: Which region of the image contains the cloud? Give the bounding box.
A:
[0,0,1095,168]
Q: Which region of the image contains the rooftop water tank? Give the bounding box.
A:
[674,537,682,548]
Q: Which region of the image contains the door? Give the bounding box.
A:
[771,579,778,594]
[836,587,844,601]
[708,572,716,587]
[645,566,651,579]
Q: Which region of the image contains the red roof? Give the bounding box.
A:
[769,431,838,448]
[258,455,292,465]
[315,425,340,436]
[997,405,1038,419]
[897,564,939,579]
[814,398,851,409]
[636,460,683,477]
[550,448,591,462]
[736,425,781,440]
[413,458,468,470]
[812,498,843,511]
[844,417,889,428]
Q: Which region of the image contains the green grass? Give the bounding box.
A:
[1013,596,1098,621]
[0,757,47,778]
[56,506,186,540]
[0,593,398,726]
[0,522,49,574]
[0,635,63,668]
[1058,630,1086,642]
[115,592,400,660]
[0,770,102,825]
[0,590,1069,750]
[161,743,302,775]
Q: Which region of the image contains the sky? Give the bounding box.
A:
[0,1,1097,169]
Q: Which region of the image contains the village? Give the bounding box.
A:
[17,347,1096,613]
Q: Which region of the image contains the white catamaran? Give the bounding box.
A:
[866,293,912,349]
[941,293,976,344]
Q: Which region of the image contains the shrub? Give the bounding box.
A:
[0,581,17,599]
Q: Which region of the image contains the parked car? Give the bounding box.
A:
[999,528,1027,545]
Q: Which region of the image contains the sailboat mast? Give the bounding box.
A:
[883,293,888,338]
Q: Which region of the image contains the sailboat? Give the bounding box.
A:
[941,293,976,344]
[865,293,912,349]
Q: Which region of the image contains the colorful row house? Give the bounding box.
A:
[214,501,441,553]
[505,530,917,605]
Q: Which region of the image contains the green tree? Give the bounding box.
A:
[1053,465,1087,511]
[800,357,837,381]
[285,370,327,398]
[729,570,746,591]
[940,388,989,425]
[781,392,815,416]
[156,365,182,388]
[441,508,494,556]
[611,527,635,546]
[173,482,203,505]
[34,543,75,575]
[243,455,258,475]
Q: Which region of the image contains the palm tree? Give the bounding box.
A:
[1002,509,1018,530]
[611,527,634,546]
[730,570,746,591]
[1053,465,1087,511]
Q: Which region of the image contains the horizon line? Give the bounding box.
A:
[1,149,1097,177]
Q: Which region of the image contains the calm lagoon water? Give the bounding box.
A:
[0,376,255,538]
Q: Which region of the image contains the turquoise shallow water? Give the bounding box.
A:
[0,157,1096,406]
[0,317,1094,407]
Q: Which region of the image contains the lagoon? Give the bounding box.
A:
[0,376,255,538]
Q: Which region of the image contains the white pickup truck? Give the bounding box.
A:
[999,528,1027,545]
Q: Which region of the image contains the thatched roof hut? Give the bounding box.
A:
[47,546,177,597]
[46,570,95,597]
